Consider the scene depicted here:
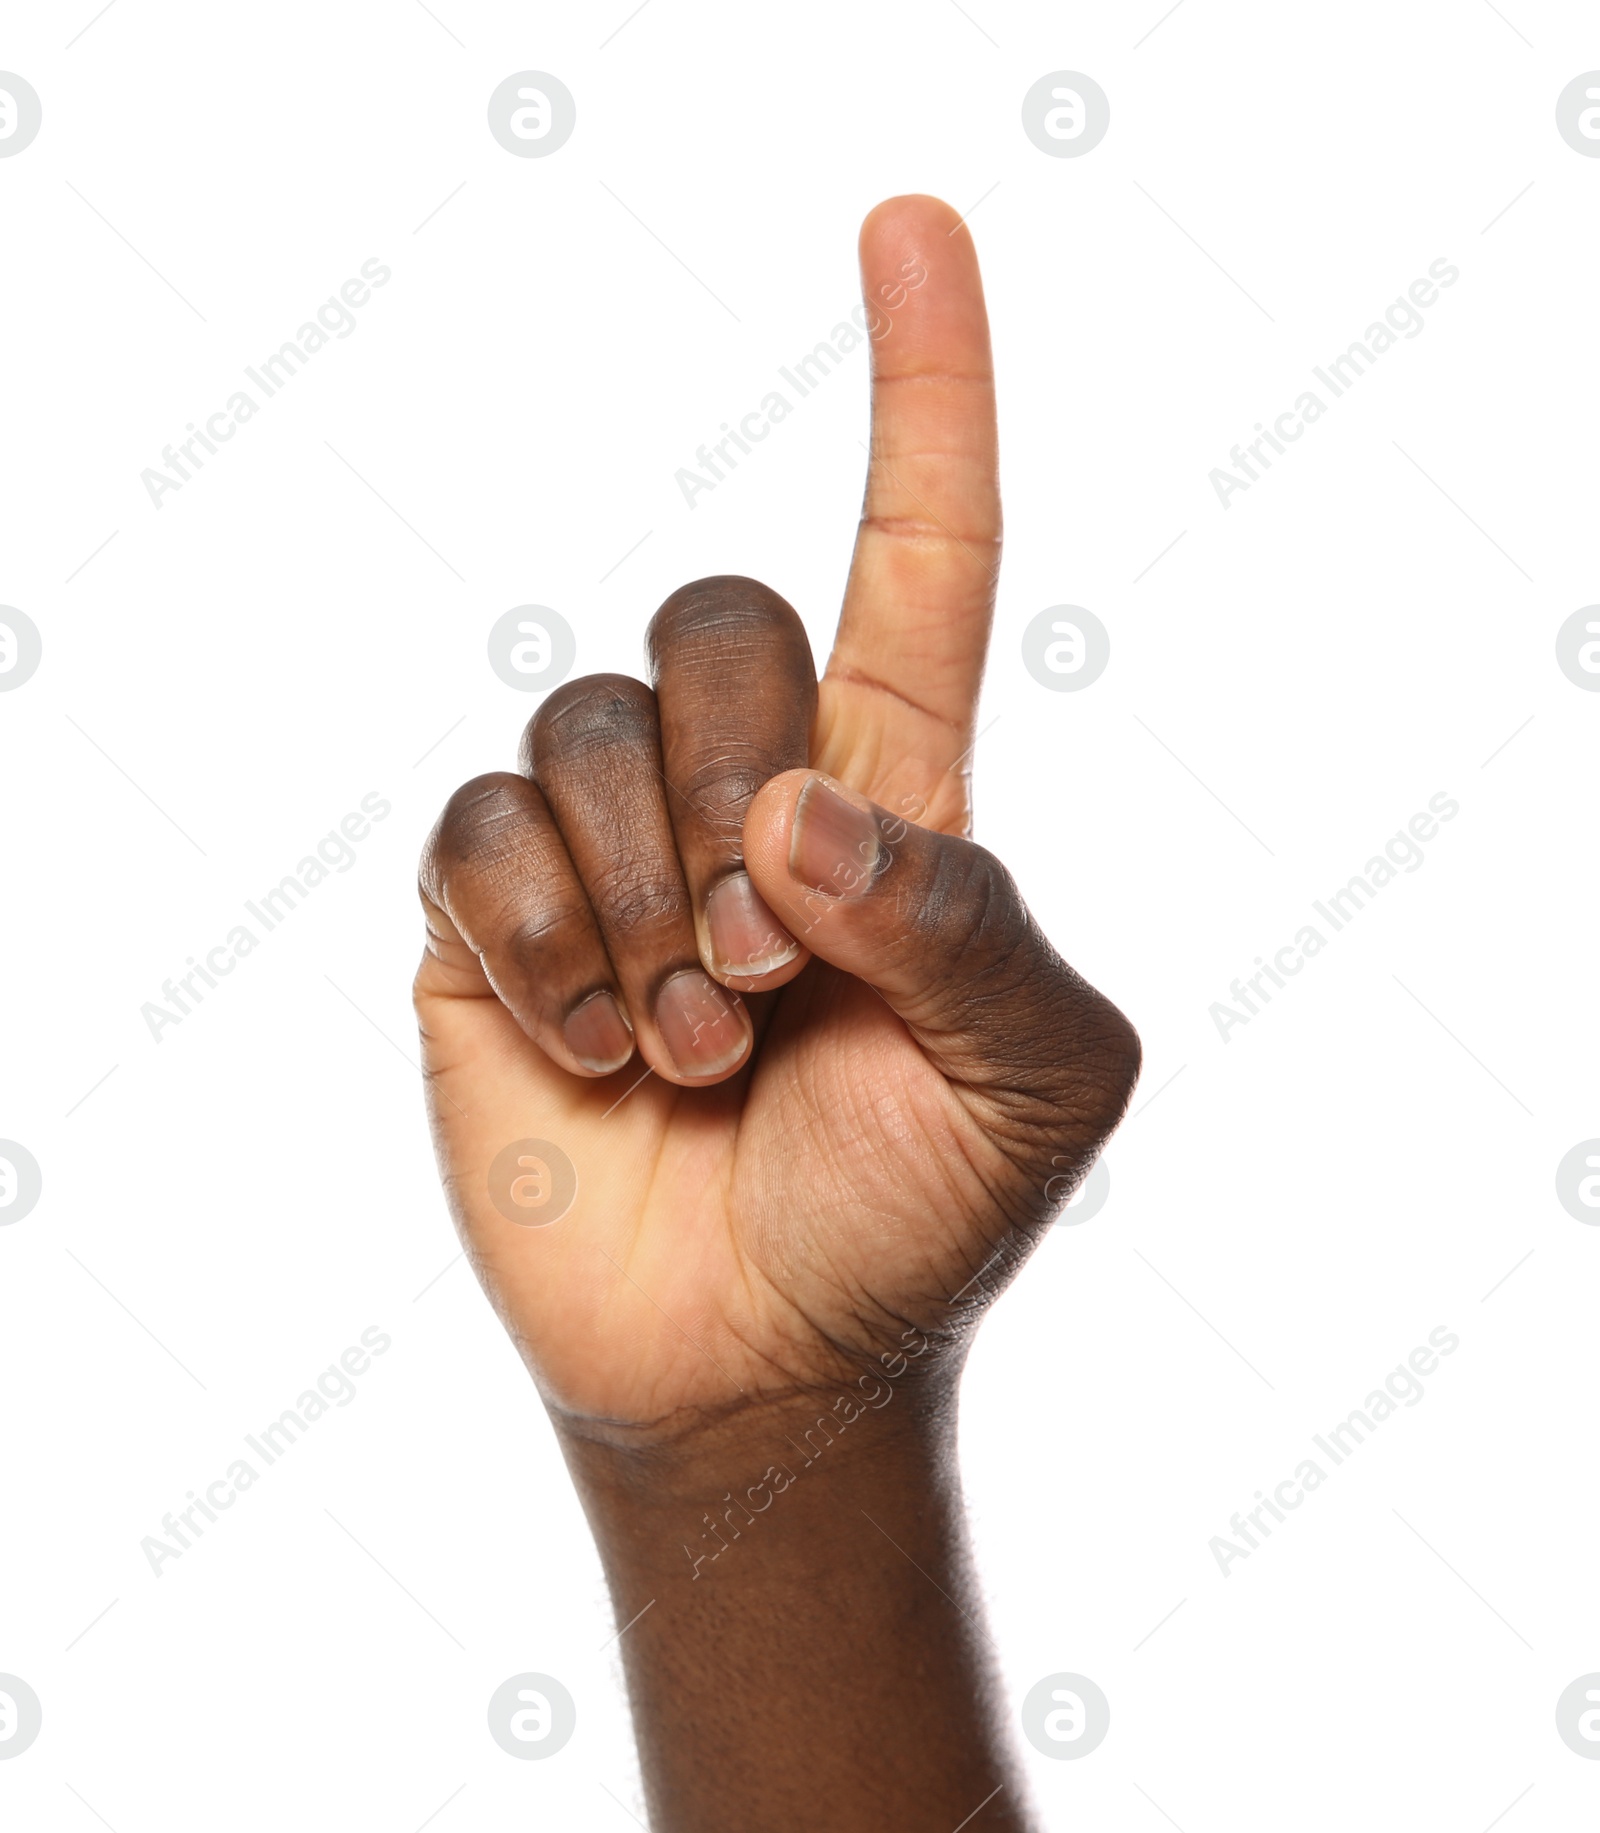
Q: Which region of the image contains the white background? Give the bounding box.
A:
[2,1,1596,1827]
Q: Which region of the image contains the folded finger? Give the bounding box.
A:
[647,575,817,991]
[524,677,754,1086]
[418,773,636,1077]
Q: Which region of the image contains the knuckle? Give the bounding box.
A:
[1085,1001,1143,1107]
[586,856,687,939]
[420,772,529,895]
[525,674,656,774]
[927,843,1028,969]
[645,575,803,679]
[503,900,594,974]
[673,757,769,837]
[1036,980,1143,1138]
[913,838,1142,1134]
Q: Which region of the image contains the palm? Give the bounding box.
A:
[420,677,1014,1423]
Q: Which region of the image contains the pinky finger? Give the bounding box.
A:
[418,773,636,1078]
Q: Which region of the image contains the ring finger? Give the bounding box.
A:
[524,674,754,1086]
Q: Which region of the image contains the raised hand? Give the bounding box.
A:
[413,194,1140,1832]
[414,197,1138,1438]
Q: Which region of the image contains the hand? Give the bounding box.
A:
[413,196,1139,1442]
[414,192,1141,1833]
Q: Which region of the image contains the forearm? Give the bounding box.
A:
[557,1374,1038,1831]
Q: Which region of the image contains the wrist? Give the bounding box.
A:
[552,1354,965,1583]
[547,1351,1036,1831]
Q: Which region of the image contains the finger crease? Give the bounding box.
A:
[823,665,967,735]
[859,513,1002,547]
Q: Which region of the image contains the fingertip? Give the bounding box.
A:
[649,969,755,1086]
[855,192,991,382]
[745,771,896,928]
[699,869,809,994]
[645,575,811,685]
[743,768,815,871]
[562,989,635,1077]
[859,192,985,293]
[859,193,965,252]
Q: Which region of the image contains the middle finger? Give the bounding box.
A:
[647,575,817,993]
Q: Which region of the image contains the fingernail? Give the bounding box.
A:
[564,991,634,1073]
[656,969,751,1078]
[706,873,798,982]
[790,775,882,898]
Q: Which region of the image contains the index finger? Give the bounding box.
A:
[827,194,1001,742]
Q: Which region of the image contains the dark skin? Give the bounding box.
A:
[414,194,1140,1829]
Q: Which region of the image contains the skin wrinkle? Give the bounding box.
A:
[501,900,595,958]
[727,987,946,1333]
[822,664,969,735]
[857,513,1002,545]
[424,777,519,873]
[428,794,580,955]
[537,673,657,736]
[599,1093,841,1429]
[594,1027,807,1405]
[868,368,996,391]
[673,760,768,832]
[579,861,689,939]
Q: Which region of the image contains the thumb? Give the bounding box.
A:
[743,770,1141,1169]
